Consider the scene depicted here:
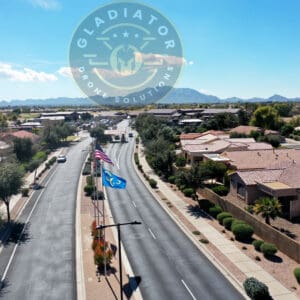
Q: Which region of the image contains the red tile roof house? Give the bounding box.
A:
[180,130,272,164]
[224,149,300,219]
[1,130,40,144]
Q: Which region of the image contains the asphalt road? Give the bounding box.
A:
[105,123,243,300]
[0,136,91,300]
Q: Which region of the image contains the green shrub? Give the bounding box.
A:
[82,162,91,175]
[21,188,29,197]
[84,185,94,196]
[260,243,277,257]
[217,212,232,225]
[252,240,264,252]
[168,175,175,184]
[32,151,47,162]
[149,179,157,188]
[223,217,234,230]
[49,156,57,165]
[134,153,139,164]
[198,199,214,212]
[175,156,186,167]
[243,277,270,300]
[200,238,209,244]
[86,175,94,186]
[293,268,300,283]
[230,219,246,231]
[212,185,229,196]
[183,188,194,197]
[232,223,254,241]
[26,159,41,172]
[209,205,223,218]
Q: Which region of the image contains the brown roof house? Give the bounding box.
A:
[227,149,300,219]
[1,130,40,144]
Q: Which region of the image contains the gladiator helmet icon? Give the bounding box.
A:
[116,44,136,74]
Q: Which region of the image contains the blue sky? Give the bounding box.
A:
[0,0,300,100]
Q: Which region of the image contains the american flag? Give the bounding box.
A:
[94,145,114,165]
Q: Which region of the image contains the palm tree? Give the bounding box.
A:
[253,197,282,225]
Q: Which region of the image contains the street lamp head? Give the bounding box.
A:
[132,221,142,225]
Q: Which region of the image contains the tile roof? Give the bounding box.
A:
[201,108,240,114]
[7,130,39,141]
[184,140,230,154]
[223,149,300,170]
[229,125,261,135]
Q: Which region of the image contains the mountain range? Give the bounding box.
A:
[0,88,300,107]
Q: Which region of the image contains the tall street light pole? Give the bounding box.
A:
[97,221,142,300]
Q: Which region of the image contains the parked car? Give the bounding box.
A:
[128,132,133,137]
[57,155,67,163]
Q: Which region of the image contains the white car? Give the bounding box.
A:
[57,155,67,163]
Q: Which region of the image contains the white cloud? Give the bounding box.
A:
[29,0,61,10]
[188,61,194,65]
[57,67,73,78]
[0,63,58,82]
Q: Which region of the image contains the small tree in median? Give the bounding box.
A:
[0,162,24,222]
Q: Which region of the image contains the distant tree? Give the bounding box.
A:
[237,109,250,125]
[89,125,110,144]
[199,160,228,182]
[175,156,186,167]
[81,112,93,121]
[0,162,24,222]
[280,124,294,137]
[273,103,293,117]
[13,138,34,162]
[0,113,8,130]
[253,197,282,225]
[250,106,280,129]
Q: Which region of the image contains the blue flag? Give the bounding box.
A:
[102,168,126,189]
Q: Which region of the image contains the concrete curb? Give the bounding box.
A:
[133,143,248,299]
[75,154,88,300]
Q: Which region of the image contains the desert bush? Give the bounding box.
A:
[21,188,29,197]
[252,240,264,252]
[230,219,246,231]
[223,217,234,230]
[208,205,223,218]
[168,175,175,184]
[232,223,254,241]
[149,179,157,188]
[84,185,94,196]
[212,185,229,196]
[183,188,194,197]
[243,277,270,300]
[86,175,94,186]
[217,212,232,225]
[260,242,277,257]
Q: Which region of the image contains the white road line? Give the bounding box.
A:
[132,201,137,208]
[181,280,197,300]
[0,170,57,283]
[148,228,156,240]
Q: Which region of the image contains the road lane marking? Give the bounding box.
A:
[0,170,57,285]
[181,280,197,300]
[148,228,156,240]
[132,201,137,208]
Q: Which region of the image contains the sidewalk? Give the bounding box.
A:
[137,143,299,300]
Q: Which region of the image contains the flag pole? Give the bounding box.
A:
[92,139,97,223]
[102,161,107,277]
